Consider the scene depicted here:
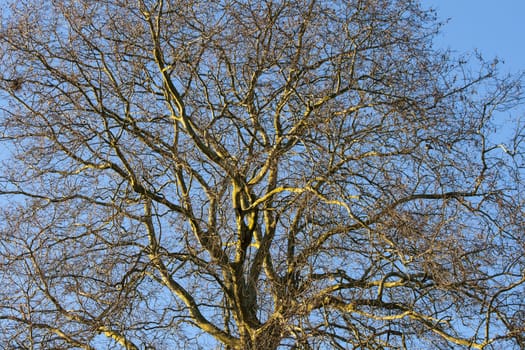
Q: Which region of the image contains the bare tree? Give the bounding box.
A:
[0,0,524,349]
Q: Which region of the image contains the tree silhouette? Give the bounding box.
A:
[0,0,524,348]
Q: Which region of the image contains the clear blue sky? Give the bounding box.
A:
[427,1,525,74]
[427,1,525,145]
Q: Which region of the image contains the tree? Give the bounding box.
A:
[0,0,524,348]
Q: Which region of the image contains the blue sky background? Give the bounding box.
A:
[427,1,525,74]
[427,1,525,146]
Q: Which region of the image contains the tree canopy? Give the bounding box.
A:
[0,0,524,349]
